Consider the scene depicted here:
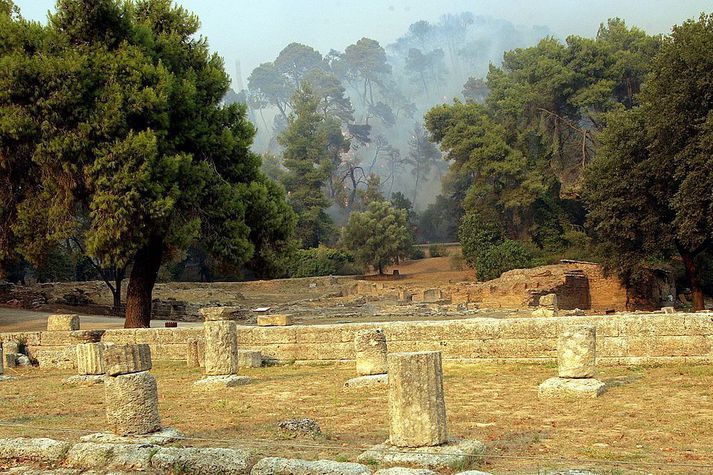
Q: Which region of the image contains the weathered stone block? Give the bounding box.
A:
[238,349,262,368]
[186,339,204,368]
[46,314,79,331]
[76,342,106,375]
[193,374,252,389]
[344,373,388,389]
[558,325,596,378]
[66,442,154,471]
[251,457,371,475]
[41,330,104,346]
[257,314,293,326]
[201,306,242,321]
[422,289,442,303]
[3,352,18,369]
[355,328,388,376]
[204,320,238,376]
[2,341,19,354]
[0,437,71,464]
[105,371,161,435]
[539,293,558,308]
[358,438,485,470]
[388,351,448,447]
[104,344,152,376]
[538,377,607,398]
[151,447,255,474]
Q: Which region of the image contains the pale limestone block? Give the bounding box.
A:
[344,373,388,389]
[355,329,388,375]
[46,314,79,331]
[186,339,204,368]
[76,343,106,375]
[558,325,596,378]
[204,320,237,376]
[200,306,241,321]
[104,371,161,435]
[257,314,293,326]
[538,377,607,398]
[104,344,152,376]
[422,289,442,303]
[388,351,448,447]
[539,293,558,308]
[2,341,19,354]
[237,349,262,368]
[4,352,18,369]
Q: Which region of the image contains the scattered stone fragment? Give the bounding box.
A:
[257,314,293,326]
[251,457,371,475]
[538,377,607,398]
[80,427,183,446]
[375,468,439,475]
[358,438,485,470]
[63,374,105,386]
[344,373,388,389]
[354,328,388,376]
[105,371,161,435]
[238,349,263,368]
[558,325,596,378]
[151,446,255,474]
[0,437,72,464]
[662,306,676,314]
[193,374,252,388]
[16,354,31,366]
[103,344,152,376]
[46,314,80,331]
[388,351,447,447]
[277,418,322,437]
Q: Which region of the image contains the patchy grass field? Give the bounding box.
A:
[1,361,712,474]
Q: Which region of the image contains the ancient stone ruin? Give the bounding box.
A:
[194,319,252,388]
[63,342,108,386]
[46,314,80,331]
[538,324,607,398]
[344,328,389,389]
[359,351,485,469]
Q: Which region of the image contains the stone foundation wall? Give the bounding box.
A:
[6,313,706,368]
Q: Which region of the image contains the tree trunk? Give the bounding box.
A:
[112,267,125,317]
[681,250,705,311]
[124,236,164,328]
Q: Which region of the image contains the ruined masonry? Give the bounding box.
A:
[359,351,485,469]
[103,344,161,435]
[63,342,109,386]
[344,328,389,389]
[194,320,252,388]
[539,325,607,398]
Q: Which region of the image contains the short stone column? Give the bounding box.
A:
[539,325,606,398]
[355,329,388,376]
[558,325,596,378]
[63,342,108,386]
[186,339,204,368]
[388,351,447,447]
[103,344,160,435]
[344,329,389,389]
[358,351,485,468]
[194,320,251,388]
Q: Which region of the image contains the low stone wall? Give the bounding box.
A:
[4,313,711,368]
[97,313,713,366]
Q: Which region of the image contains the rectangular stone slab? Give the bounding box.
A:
[46,314,80,331]
[257,315,293,327]
[104,344,152,376]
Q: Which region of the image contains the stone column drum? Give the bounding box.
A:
[186,339,204,368]
[387,351,448,447]
[204,320,238,376]
[103,344,161,435]
[76,343,106,375]
[355,329,388,376]
[558,325,596,378]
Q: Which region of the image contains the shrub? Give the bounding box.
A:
[428,244,448,257]
[408,246,426,260]
[288,246,355,278]
[476,240,533,281]
[449,254,466,271]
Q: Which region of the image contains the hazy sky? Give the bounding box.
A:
[15,0,711,89]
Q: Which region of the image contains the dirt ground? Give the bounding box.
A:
[2,361,712,474]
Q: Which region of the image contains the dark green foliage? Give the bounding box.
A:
[408,246,426,260]
[0,0,296,325]
[584,14,713,309]
[428,244,448,257]
[343,201,413,274]
[288,246,354,278]
[476,240,533,281]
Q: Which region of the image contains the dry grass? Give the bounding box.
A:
[1,361,712,474]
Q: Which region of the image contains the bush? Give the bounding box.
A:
[288,246,355,278]
[428,244,448,257]
[458,212,532,281]
[408,246,426,260]
[476,240,533,281]
[449,254,466,271]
